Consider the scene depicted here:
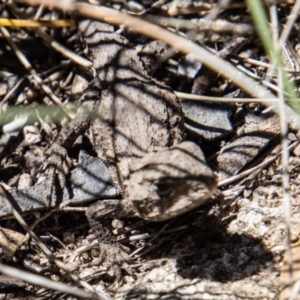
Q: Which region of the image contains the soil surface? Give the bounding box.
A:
[0,1,298,299]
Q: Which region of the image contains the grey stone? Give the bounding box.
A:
[0,151,118,217]
[180,100,233,141]
[69,150,119,203]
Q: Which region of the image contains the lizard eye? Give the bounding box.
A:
[155,182,173,196]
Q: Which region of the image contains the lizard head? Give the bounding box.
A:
[123,141,217,222]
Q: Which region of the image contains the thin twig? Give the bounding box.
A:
[175,92,285,103]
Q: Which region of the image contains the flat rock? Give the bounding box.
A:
[216,113,280,181]
[0,151,118,217]
[68,150,119,203]
[180,100,233,141]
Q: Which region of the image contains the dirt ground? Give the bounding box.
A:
[0,1,299,299]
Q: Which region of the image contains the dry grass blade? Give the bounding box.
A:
[142,15,255,34]
[0,18,75,27]
[0,263,96,299]
[14,0,300,132]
